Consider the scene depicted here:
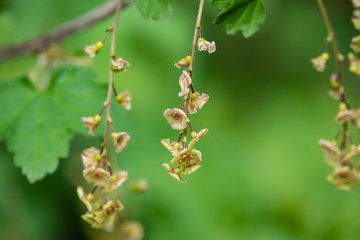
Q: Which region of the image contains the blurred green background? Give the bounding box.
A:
[1,0,360,239]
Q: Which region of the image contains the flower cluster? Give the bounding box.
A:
[161,30,212,183]
[319,139,360,191]
[78,27,132,230]
[314,1,360,192]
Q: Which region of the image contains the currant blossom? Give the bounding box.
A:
[111,132,130,153]
[311,52,329,72]
[82,199,124,231]
[335,102,355,124]
[178,70,192,97]
[329,73,340,100]
[102,170,128,194]
[82,115,101,136]
[197,38,216,54]
[319,139,360,167]
[352,0,360,8]
[83,166,110,188]
[351,35,360,53]
[77,186,94,212]
[81,147,101,169]
[189,92,209,114]
[175,56,191,69]
[84,41,104,58]
[164,108,189,130]
[348,53,360,76]
[116,90,131,110]
[111,58,130,72]
[327,166,360,191]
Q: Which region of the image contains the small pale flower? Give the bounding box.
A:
[348,53,360,76]
[82,115,101,136]
[120,221,144,240]
[343,144,360,162]
[318,139,341,168]
[161,139,181,155]
[162,163,183,183]
[352,10,360,30]
[82,199,124,231]
[311,52,329,72]
[128,179,148,193]
[83,166,110,188]
[189,92,209,114]
[81,147,101,169]
[327,166,359,191]
[103,170,128,194]
[351,35,360,53]
[116,90,131,110]
[352,0,360,8]
[164,108,189,130]
[175,55,191,69]
[352,108,360,127]
[77,186,94,212]
[198,38,216,54]
[84,41,104,58]
[329,73,340,100]
[111,132,130,153]
[178,70,192,97]
[335,102,355,124]
[111,58,130,72]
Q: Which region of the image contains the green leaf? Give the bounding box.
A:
[0,67,106,183]
[211,0,232,11]
[212,0,265,37]
[136,0,174,20]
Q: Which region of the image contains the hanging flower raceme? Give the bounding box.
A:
[79,20,133,231]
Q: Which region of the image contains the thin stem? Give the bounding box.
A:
[189,0,205,76]
[341,122,348,151]
[317,0,349,150]
[188,122,194,132]
[112,82,118,96]
[91,186,98,194]
[177,132,183,143]
[316,0,347,104]
[181,0,205,144]
[101,0,123,167]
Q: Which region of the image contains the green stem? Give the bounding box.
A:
[316,0,346,104]
[102,0,123,167]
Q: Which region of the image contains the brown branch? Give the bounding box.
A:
[0,0,132,60]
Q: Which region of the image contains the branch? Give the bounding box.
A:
[0,0,132,60]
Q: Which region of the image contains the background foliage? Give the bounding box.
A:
[1,0,360,239]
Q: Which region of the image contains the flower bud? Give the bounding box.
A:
[84,41,104,58]
[175,55,191,69]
